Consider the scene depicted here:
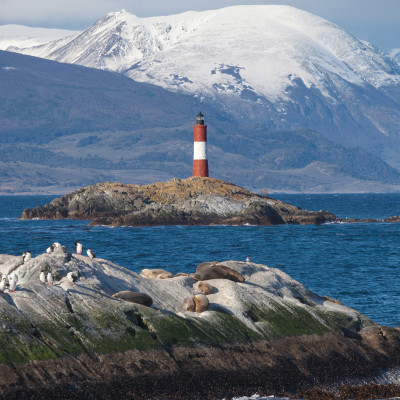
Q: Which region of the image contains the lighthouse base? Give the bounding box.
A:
[192,160,209,177]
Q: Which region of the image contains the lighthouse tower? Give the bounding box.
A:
[192,112,209,177]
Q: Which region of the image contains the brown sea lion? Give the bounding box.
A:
[192,263,245,282]
[194,281,213,295]
[112,291,153,307]
[183,297,196,312]
[183,294,209,313]
[174,272,189,277]
[193,294,209,313]
[140,268,173,279]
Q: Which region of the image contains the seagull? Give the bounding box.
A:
[39,271,46,283]
[0,276,6,293]
[46,244,55,254]
[47,272,54,286]
[53,242,61,249]
[75,242,83,255]
[22,251,31,264]
[67,272,77,286]
[9,273,18,284]
[8,275,17,293]
[87,249,96,260]
[246,256,251,263]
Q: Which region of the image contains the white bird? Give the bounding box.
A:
[246,256,251,263]
[87,249,96,260]
[47,272,54,286]
[0,276,6,293]
[75,242,83,255]
[39,271,46,283]
[46,244,55,254]
[9,273,18,284]
[22,251,31,264]
[8,275,17,293]
[53,242,61,248]
[67,272,77,286]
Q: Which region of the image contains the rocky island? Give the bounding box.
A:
[21,177,337,226]
[1,246,400,399]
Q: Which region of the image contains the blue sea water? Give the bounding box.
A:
[0,193,400,329]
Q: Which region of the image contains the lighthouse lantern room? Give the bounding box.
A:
[192,112,209,177]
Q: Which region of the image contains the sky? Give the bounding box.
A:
[0,0,399,51]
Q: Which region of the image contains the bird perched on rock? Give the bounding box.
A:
[0,276,6,293]
[46,244,55,254]
[67,272,77,286]
[9,273,18,284]
[87,249,95,260]
[8,275,17,293]
[22,251,31,264]
[246,256,251,263]
[47,272,54,286]
[53,242,61,249]
[39,271,46,283]
[75,242,83,255]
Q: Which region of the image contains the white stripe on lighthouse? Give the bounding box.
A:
[193,141,207,160]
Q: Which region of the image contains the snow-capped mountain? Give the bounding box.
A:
[389,48,400,65]
[6,6,400,168]
[0,24,79,52]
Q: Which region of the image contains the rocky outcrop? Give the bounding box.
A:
[20,177,337,226]
[1,246,400,399]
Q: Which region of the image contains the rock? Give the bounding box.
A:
[384,215,400,222]
[112,291,153,307]
[0,251,399,399]
[20,178,338,226]
[140,268,173,279]
[194,281,213,294]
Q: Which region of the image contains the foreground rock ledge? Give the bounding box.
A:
[1,247,400,399]
[21,177,336,226]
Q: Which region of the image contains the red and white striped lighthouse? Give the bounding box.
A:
[192,112,209,177]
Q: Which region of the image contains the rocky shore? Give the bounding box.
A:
[21,177,337,226]
[1,246,400,399]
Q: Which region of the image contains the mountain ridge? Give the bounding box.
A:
[7,5,400,169]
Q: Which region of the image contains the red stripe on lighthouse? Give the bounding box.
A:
[192,114,209,177]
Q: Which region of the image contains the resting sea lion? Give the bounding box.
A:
[193,294,209,313]
[183,297,196,312]
[191,263,245,282]
[183,294,209,313]
[174,272,189,277]
[140,268,173,279]
[194,281,213,295]
[112,291,153,307]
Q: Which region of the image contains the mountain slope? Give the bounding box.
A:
[1,50,400,194]
[11,6,400,169]
[389,48,400,65]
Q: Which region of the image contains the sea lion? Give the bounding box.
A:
[193,294,209,313]
[112,291,153,307]
[192,263,245,282]
[140,268,173,279]
[183,297,196,312]
[174,272,189,277]
[194,281,213,295]
[183,294,209,313]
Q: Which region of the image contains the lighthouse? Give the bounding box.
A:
[192,112,209,177]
